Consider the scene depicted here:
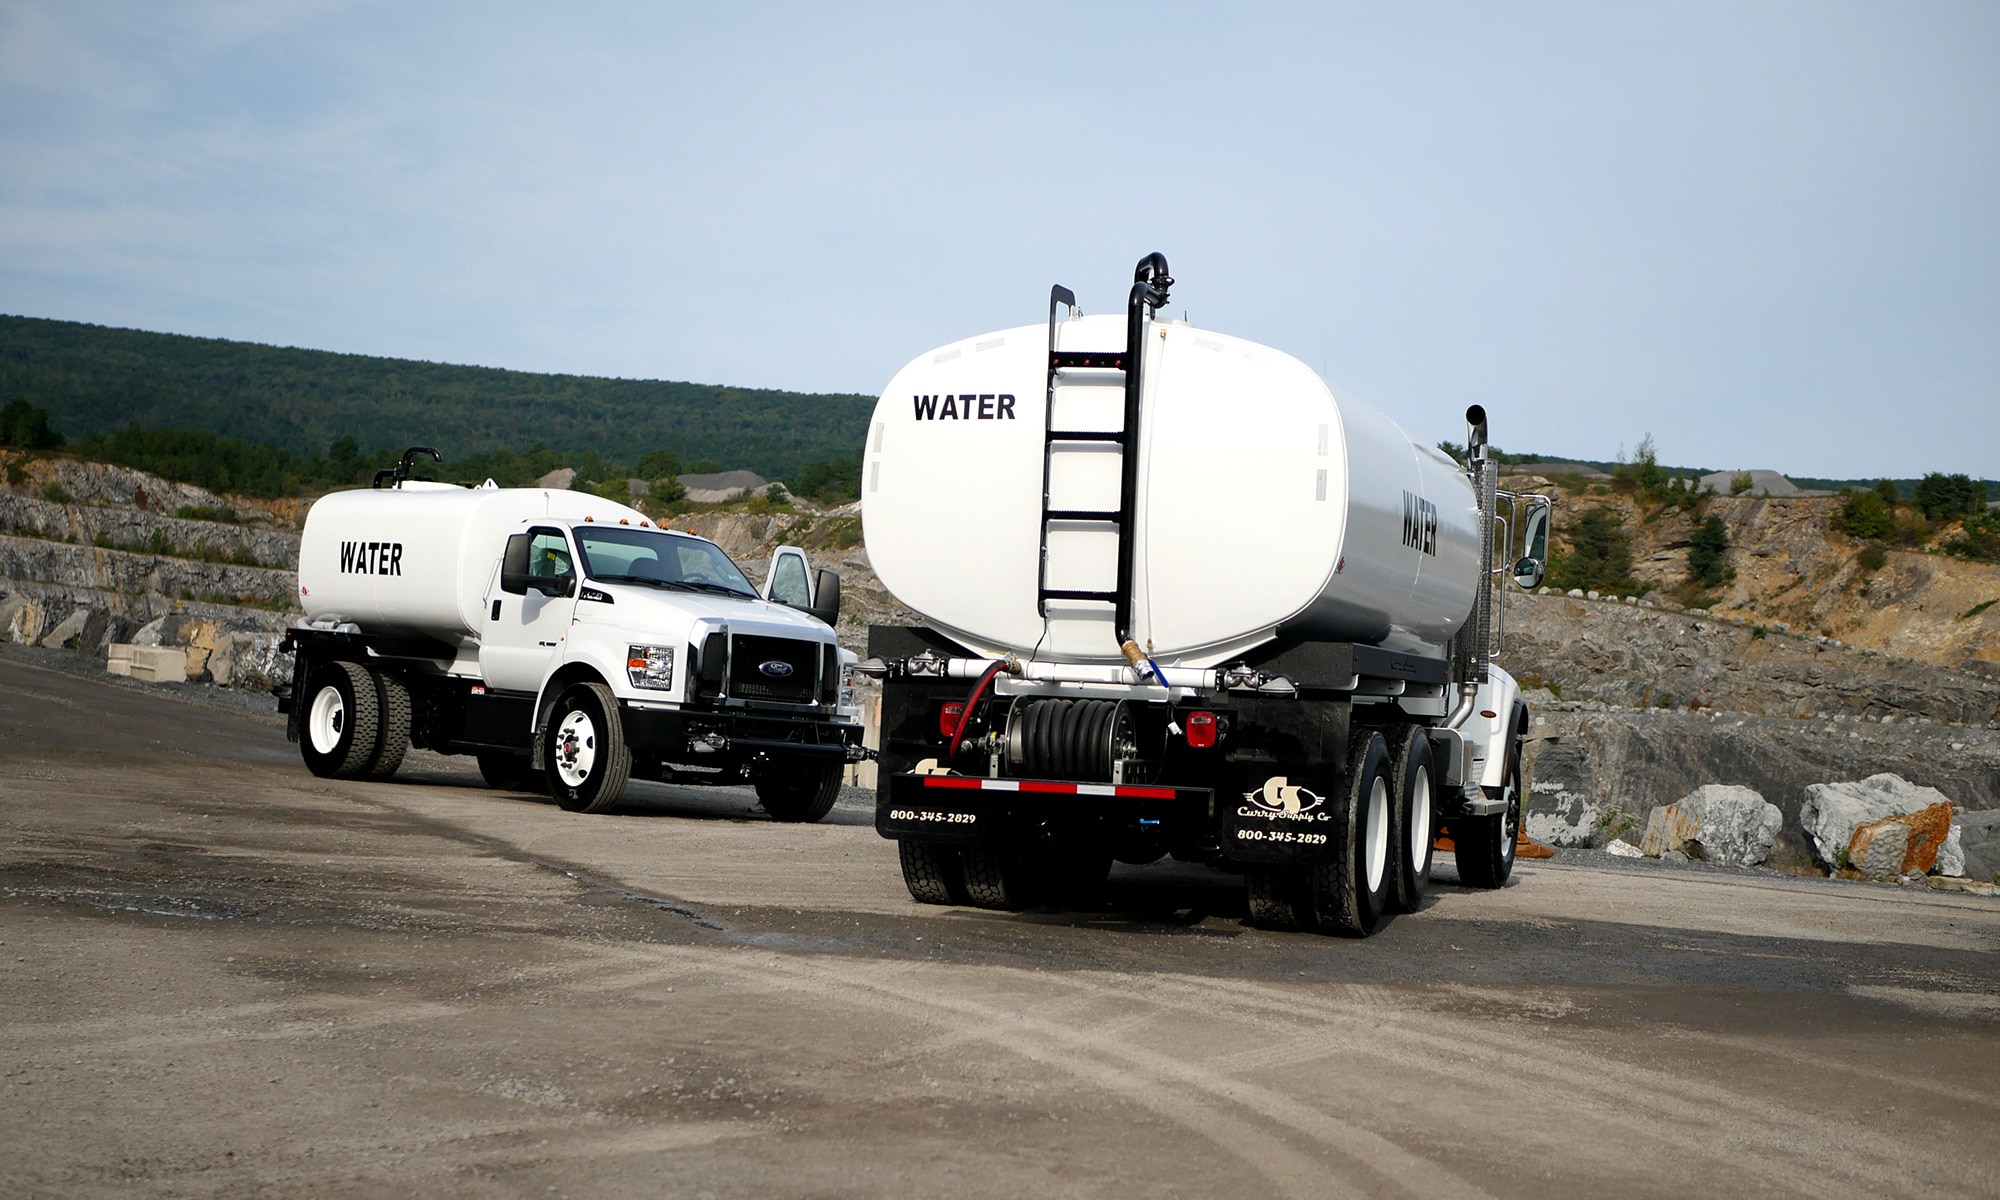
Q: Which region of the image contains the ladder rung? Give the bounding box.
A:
[1047,430,1126,443]
[1050,351,1127,370]
[1044,510,1124,523]
[1040,589,1118,603]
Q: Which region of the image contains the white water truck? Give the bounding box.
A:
[278,453,864,819]
[860,254,1551,935]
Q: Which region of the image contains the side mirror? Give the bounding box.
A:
[500,533,531,595]
[1514,504,1550,590]
[808,569,841,627]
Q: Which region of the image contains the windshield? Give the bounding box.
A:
[573,526,757,598]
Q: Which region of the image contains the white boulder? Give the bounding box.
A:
[1937,824,1965,878]
[1640,784,1782,866]
[1800,774,1954,871]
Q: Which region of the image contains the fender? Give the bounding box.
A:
[529,660,615,769]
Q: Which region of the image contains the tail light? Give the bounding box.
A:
[1185,711,1218,749]
[939,702,966,739]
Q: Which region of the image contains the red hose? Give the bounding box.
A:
[945,661,1007,760]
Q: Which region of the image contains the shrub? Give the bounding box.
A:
[41,481,72,504]
[1857,545,1888,572]
[1834,489,1893,540]
[1730,472,1754,496]
[1943,511,2000,563]
[175,504,240,524]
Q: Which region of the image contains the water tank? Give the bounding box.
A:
[297,484,650,638]
[860,315,1481,667]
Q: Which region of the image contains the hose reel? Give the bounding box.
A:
[1004,698,1136,782]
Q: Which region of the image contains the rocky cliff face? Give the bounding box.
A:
[1509,470,2000,673]
[1505,592,2000,726]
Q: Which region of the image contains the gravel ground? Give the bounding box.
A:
[3,650,1998,1199]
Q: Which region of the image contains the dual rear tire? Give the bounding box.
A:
[1246,725,1438,937]
[898,834,1111,911]
[300,661,411,781]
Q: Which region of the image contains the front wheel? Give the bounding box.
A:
[300,661,381,780]
[543,682,632,813]
[754,758,843,823]
[1454,732,1521,889]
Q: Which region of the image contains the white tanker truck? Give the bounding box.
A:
[278,452,864,820]
[861,254,1551,935]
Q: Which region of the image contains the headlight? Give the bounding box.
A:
[626,644,674,691]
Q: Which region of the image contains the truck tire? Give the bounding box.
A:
[1308,730,1394,937]
[1454,728,1521,889]
[367,670,411,780]
[543,682,632,814]
[960,838,1034,910]
[898,839,968,905]
[1246,866,1312,931]
[300,661,381,780]
[477,752,538,792]
[1387,725,1436,913]
[755,758,843,823]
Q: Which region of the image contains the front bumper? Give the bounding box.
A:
[621,703,865,765]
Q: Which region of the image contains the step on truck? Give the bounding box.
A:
[279,452,866,819]
[859,254,1552,935]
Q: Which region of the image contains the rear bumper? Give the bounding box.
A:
[876,772,1213,845]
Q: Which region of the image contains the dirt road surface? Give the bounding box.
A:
[2,654,1996,1198]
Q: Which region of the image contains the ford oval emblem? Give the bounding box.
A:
[759,660,795,679]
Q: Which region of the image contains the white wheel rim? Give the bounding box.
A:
[1500,766,1518,864]
[308,686,346,754]
[1364,773,1390,893]
[1410,764,1432,875]
[554,709,597,788]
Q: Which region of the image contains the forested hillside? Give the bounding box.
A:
[0,315,872,478]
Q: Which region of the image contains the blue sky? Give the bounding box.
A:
[1,1,1994,477]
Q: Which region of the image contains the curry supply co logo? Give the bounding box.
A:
[1237,777,1331,823]
[912,393,1017,421]
[338,540,404,575]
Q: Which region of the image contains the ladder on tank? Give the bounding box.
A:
[1036,253,1172,647]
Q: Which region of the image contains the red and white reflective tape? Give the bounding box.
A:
[920,776,1178,800]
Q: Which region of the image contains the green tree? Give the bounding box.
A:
[1915,472,1984,522]
[1687,514,1732,587]
[633,449,682,479]
[0,397,63,448]
[1548,507,1640,595]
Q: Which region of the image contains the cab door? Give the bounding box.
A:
[481,526,578,693]
[762,546,814,608]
